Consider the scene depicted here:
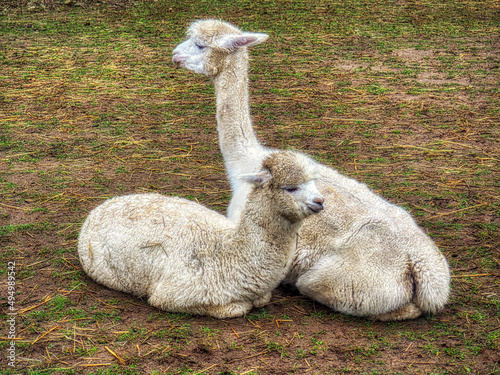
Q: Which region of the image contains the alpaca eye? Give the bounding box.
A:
[284,187,299,193]
[195,43,206,50]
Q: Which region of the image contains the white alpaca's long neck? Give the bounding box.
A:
[213,51,269,221]
[213,51,265,175]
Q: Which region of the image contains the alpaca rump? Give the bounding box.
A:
[172,19,450,321]
[78,151,324,318]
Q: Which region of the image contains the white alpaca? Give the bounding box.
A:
[172,19,450,321]
[78,151,324,319]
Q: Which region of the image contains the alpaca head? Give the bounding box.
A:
[172,19,268,77]
[239,151,324,222]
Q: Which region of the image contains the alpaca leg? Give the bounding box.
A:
[372,303,422,321]
[295,257,414,319]
[252,292,272,307]
[205,301,253,319]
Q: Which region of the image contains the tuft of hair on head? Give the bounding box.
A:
[262,151,319,187]
[187,19,268,51]
[238,151,319,188]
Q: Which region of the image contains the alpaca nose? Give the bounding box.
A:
[314,196,324,207]
[172,50,183,65]
[308,196,324,213]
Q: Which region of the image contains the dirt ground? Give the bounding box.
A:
[1,0,499,374]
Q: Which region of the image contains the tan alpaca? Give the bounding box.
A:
[172,19,450,320]
[78,151,324,318]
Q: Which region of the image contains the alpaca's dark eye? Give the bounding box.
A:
[284,187,299,193]
[195,43,206,50]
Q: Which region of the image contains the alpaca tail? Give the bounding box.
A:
[410,247,451,315]
[374,246,450,322]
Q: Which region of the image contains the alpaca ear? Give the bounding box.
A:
[218,32,268,50]
[238,170,272,187]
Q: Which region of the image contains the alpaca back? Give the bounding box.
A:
[78,194,234,300]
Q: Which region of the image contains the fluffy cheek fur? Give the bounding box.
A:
[206,50,229,77]
[272,191,307,223]
[184,53,208,75]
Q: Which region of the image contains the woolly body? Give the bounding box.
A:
[78,151,324,318]
[173,19,450,320]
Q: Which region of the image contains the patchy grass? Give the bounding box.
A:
[0,0,499,374]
